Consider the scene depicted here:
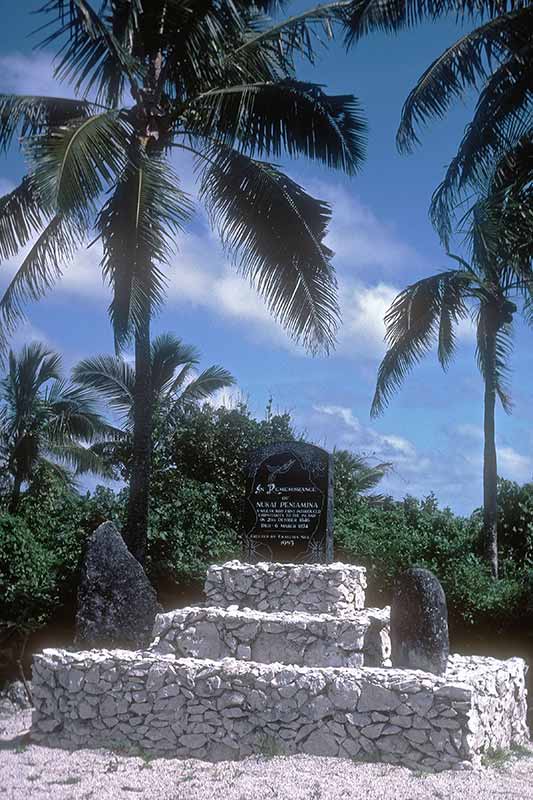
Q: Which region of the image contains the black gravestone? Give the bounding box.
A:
[243,442,334,563]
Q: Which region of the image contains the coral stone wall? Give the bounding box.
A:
[150,606,391,668]
[31,650,528,770]
[204,561,367,614]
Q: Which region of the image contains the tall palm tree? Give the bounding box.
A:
[343,0,532,247]
[0,342,112,513]
[73,335,235,505]
[73,332,235,429]
[0,1,366,563]
[370,198,532,578]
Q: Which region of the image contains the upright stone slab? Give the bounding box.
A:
[391,567,449,675]
[75,521,162,649]
[243,442,334,562]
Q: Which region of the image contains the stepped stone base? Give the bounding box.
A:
[205,561,366,614]
[150,606,391,668]
[31,649,528,770]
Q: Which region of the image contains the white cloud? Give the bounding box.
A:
[456,423,484,441]
[0,52,67,97]
[338,281,398,357]
[8,321,49,351]
[313,403,417,463]
[497,446,532,483]
[310,183,419,275]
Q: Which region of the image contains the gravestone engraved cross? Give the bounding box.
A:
[243,442,334,563]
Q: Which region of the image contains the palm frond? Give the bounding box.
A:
[72,355,135,417]
[0,214,86,357]
[187,80,366,173]
[24,111,131,218]
[229,2,348,70]
[371,270,471,416]
[431,95,533,246]
[334,448,391,495]
[0,177,50,261]
[44,438,114,477]
[396,7,532,153]
[36,0,143,104]
[44,379,116,442]
[0,93,96,153]
[344,0,527,44]
[150,334,200,397]
[194,144,339,354]
[96,151,194,346]
[475,306,514,412]
[177,365,236,406]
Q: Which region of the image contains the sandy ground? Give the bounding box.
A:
[2,711,533,800]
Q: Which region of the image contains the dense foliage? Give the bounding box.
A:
[337,491,531,627]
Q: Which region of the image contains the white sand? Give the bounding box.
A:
[2,711,533,800]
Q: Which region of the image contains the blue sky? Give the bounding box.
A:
[0,2,532,514]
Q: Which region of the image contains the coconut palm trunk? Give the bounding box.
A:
[482,317,499,579]
[125,305,153,565]
[8,469,23,514]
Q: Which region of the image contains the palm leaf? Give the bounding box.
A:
[371,270,471,416]
[0,93,96,153]
[187,79,366,173]
[194,144,340,354]
[343,0,527,44]
[229,1,346,69]
[96,152,194,346]
[150,334,200,397]
[24,111,132,218]
[430,70,533,245]
[36,0,143,104]
[177,365,236,406]
[44,379,118,441]
[0,178,50,261]
[475,306,514,412]
[44,438,114,477]
[396,7,532,153]
[0,214,86,357]
[72,355,135,417]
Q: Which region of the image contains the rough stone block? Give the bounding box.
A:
[204,561,367,614]
[150,606,391,668]
[30,649,529,770]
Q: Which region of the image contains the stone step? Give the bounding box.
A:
[31,649,529,771]
[204,561,367,614]
[150,606,391,668]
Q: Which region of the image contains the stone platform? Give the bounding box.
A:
[150,606,391,668]
[204,561,367,614]
[31,650,528,770]
[30,559,529,769]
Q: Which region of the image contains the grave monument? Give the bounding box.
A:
[243,441,334,562]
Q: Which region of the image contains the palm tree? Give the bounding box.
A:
[0,1,366,563]
[0,342,112,513]
[73,335,234,510]
[343,0,532,247]
[370,195,532,578]
[73,332,234,428]
[334,449,391,511]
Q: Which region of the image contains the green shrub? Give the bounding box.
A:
[497,479,533,565]
[0,514,58,630]
[146,478,238,582]
[335,493,528,627]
